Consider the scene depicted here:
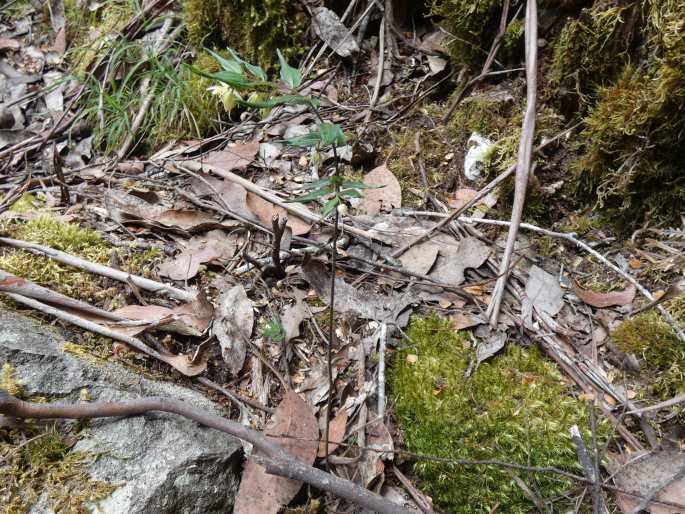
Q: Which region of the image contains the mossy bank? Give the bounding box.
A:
[390,315,604,512]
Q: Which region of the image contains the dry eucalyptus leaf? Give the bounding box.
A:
[573,282,636,308]
[214,285,253,374]
[234,391,318,514]
[113,296,212,337]
[429,235,490,285]
[526,265,564,316]
[105,189,224,233]
[203,140,259,173]
[609,450,685,513]
[245,192,311,236]
[360,164,402,215]
[317,408,348,457]
[158,245,222,281]
[398,242,439,275]
[311,7,359,57]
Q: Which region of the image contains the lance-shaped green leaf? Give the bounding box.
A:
[339,188,362,199]
[318,122,345,147]
[323,196,341,216]
[277,49,302,89]
[302,178,333,190]
[236,95,315,109]
[227,47,268,80]
[206,48,243,74]
[286,185,335,203]
[187,66,272,90]
[287,130,322,148]
[340,180,383,190]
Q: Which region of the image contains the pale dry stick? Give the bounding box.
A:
[0,268,126,322]
[628,393,685,415]
[401,211,685,342]
[570,425,604,514]
[377,322,387,419]
[0,391,412,514]
[392,466,437,514]
[362,13,386,127]
[175,160,381,242]
[487,0,538,328]
[0,237,197,303]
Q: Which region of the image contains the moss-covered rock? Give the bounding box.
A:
[390,315,602,513]
[182,0,306,68]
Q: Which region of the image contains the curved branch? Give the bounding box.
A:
[0,391,412,514]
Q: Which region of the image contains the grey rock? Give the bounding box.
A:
[0,311,242,514]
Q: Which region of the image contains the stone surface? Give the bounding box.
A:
[0,310,242,513]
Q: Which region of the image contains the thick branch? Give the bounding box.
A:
[0,392,410,514]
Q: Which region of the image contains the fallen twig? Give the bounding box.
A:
[0,391,413,514]
[172,160,381,242]
[570,425,604,514]
[0,237,197,303]
[402,211,685,342]
[487,0,538,327]
[1,292,205,376]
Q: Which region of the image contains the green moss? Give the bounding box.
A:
[390,315,603,513]
[0,216,156,303]
[613,297,685,401]
[6,194,44,214]
[182,0,306,68]
[0,429,115,513]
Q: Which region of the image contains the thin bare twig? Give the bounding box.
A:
[0,237,197,303]
[487,0,538,327]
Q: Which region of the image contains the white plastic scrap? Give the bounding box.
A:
[464,132,495,181]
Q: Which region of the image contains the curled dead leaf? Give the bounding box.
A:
[573,282,636,308]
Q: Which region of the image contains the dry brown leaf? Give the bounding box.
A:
[448,187,478,210]
[245,192,311,235]
[203,140,259,172]
[360,164,402,215]
[158,245,222,281]
[398,242,439,275]
[572,282,636,308]
[451,312,485,330]
[234,391,318,514]
[317,409,348,457]
[105,189,224,233]
[113,298,212,337]
[429,235,490,285]
[0,38,21,51]
[53,27,66,55]
[609,450,685,514]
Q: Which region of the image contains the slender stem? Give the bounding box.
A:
[326,206,339,470]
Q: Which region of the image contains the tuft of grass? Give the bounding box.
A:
[390,314,604,513]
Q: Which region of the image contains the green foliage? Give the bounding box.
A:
[263,318,286,342]
[550,0,685,228]
[390,315,603,513]
[612,297,685,401]
[182,0,306,69]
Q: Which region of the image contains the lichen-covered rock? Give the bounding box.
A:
[0,311,242,514]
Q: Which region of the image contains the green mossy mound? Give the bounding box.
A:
[434,0,685,229]
[390,315,602,513]
[612,297,685,402]
[182,0,306,68]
